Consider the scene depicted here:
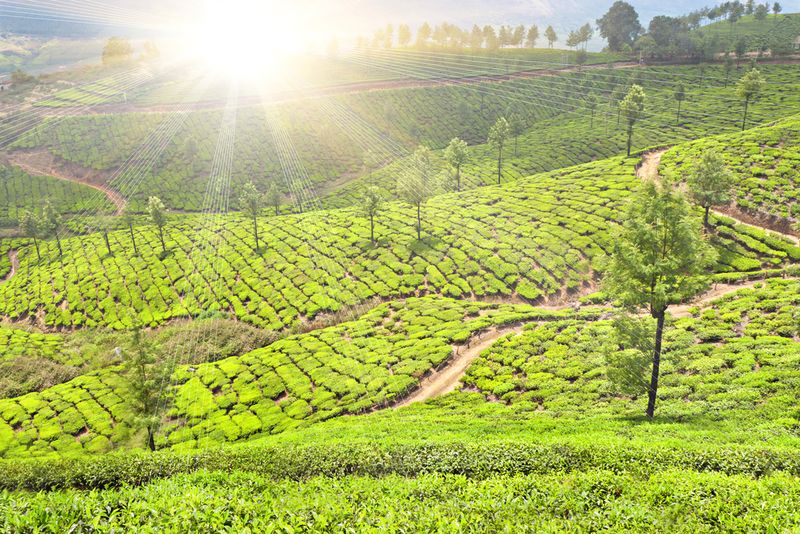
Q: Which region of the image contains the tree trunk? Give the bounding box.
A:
[275,204,279,216]
[456,166,461,192]
[55,235,63,257]
[147,427,156,452]
[370,214,375,244]
[704,205,710,228]
[590,110,594,129]
[497,149,503,185]
[676,100,682,125]
[104,232,111,255]
[742,99,749,131]
[33,237,41,261]
[129,224,138,255]
[626,125,633,157]
[416,204,421,240]
[158,227,166,254]
[646,312,666,419]
[252,217,259,251]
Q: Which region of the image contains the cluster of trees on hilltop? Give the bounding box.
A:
[356,23,561,51]
[598,0,792,60]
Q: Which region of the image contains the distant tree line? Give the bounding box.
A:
[596,0,792,60]
[356,22,564,51]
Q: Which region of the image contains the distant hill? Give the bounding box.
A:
[694,13,800,52]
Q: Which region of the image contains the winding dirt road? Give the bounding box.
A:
[8,149,126,215]
[636,148,799,245]
[396,325,524,407]
[1,250,19,283]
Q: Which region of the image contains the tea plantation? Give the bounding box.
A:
[4,11,800,529]
[1,154,796,331]
[661,114,800,220]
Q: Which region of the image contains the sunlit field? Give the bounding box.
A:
[2,0,800,530]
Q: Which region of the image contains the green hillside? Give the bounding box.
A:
[3,7,800,527]
[1,153,796,331]
[696,13,800,52]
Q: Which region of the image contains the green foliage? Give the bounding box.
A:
[605,314,656,396]
[686,149,735,224]
[0,297,550,457]
[101,37,133,66]
[465,278,800,415]
[604,181,716,316]
[359,186,383,244]
[4,470,800,531]
[660,115,800,221]
[619,84,646,156]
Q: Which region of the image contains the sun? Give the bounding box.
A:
[187,0,302,80]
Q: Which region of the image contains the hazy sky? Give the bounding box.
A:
[3,0,800,49]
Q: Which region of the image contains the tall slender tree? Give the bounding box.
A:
[147,196,168,255]
[673,83,686,125]
[687,150,735,227]
[266,183,282,216]
[360,186,384,245]
[41,200,63,257]
[736,68,766,131]
[605,181,716,418]
[488,117,511,184]
[545,26,557,48]
[585,93,599,129]
[398,146,434,240]
[444,137,469,192]
[19,210,41,261]
[121,206,138,255]
[122,327,168,451]
[239,182,263,252]
[525,25,539,48]
[619,84,646,156]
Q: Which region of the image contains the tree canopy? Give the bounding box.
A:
[597,1,643,51]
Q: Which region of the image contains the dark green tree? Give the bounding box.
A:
[239,182,263,251]
[604,181,716,418]
[398,146,434,240]
[147,196,168,254]
[360,186,384,245]
[444,137,469,192]
[736,68,766,131]
[596,1,643,51]
[488,117,511,184]
[687,150,735,227]
[619,84,646,156]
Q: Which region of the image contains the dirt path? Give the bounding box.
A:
[636,148,668,182]
[396,325,524,408]
[1,250,18,283]
[636,149,800,245]
[8,149,126,215]
[669,280,762,318]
